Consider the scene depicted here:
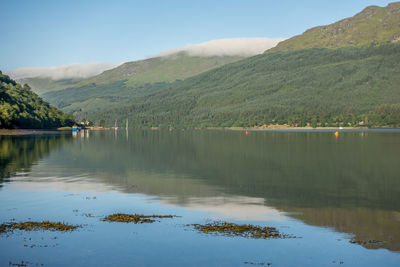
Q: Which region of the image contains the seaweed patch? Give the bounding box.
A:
[0,221,78,233]
[193,222,290,239]
[103,213,177,224]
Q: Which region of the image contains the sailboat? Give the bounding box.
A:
[114,119,118,130]
[126,119,128,130]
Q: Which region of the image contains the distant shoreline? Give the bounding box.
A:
[2,126,400,136]
[227,126,364,130]
[0,129,69,136]
[208,125,400,131]
[226,125,400,131]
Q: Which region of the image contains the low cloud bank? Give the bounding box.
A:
[7,38,285,79]
[7,62,122,80]
[160,37,286,57]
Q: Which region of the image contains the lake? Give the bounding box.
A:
[1,129,400,266]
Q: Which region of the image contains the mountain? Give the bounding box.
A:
[88,44,400,128]
[76,53,244,87]
[42,53,244,116]
[268,2,400,52]
[11,38,281,97]
[0,71,74,129]
[44,3,400,128]
[6,62,120,95]
[16,77,83,95]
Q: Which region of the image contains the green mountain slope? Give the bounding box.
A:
[89,44,400,128]
[0,71,74,129]
[268,2,400,52]
[16,77,83,95]
[77,53,244,87]
[43,53,244,116]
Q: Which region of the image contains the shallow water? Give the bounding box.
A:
[0,130,400,266]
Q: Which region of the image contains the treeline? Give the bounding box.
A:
[86,44,400,128]
[0,71,75,129]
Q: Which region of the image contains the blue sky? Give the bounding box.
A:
[0,0,395,70]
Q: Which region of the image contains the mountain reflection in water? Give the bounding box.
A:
[1,129,399,252]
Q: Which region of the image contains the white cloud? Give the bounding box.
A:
[6,38,285,80]
[6,62,122,80]
[159,37,286,57]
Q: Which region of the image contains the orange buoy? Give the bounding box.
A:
[334,131,339,138]
[245,130,249,135]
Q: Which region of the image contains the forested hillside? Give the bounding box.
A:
[76,53,244,87]
[0,71,75,129]
[42,53,244,115]
[88,44,400,128]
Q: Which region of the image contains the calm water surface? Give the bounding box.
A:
[0,130,399,266]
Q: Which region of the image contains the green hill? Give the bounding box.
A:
[42,53,244,116]
[268,2,400,52]
[16,77,83,95]
[88,44,400,128]
[77,52,244,87]
[18,53,242,97]
[0,71,75,129]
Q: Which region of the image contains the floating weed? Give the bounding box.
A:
[103,213,178,224]
[0,221,79,233]
[22,236,59,249]
[193,222,291,239]
[349,239,384,248]
[23,243,59,248]
[332,260,344,265]
[8,260,43,266]
[9,261,28,267]
[81,213,98,218]
[244,261,272,266]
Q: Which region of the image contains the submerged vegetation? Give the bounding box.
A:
[0,71,75,129]
[103,213,177,224]
[193,222,286,239]
[0,221,78,233]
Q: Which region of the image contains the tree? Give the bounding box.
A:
[0,71,75,129]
